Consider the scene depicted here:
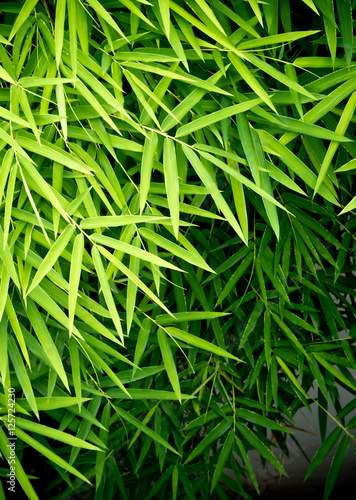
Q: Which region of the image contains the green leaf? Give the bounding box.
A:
[92,246,124,344]
[176,99,261,137]
[324,434,351,500]
[14,427,92,484]
[114,405,180,455]
[305,426,342,480]
[12,417,102,450]
[55,0,66,67]
[236,409,292,433]
[182,146,246,242]
[229,53,276,112]
[80,215,169,229]
[90,233,183,271]
[68,232,84,336]
[9,0,39,41]
[236,421,287,475]
[158,328,181,402]
[0,427,39,500]
[26,297,69,391]
[140,131,158,213]
[27,225,76,295]
[185,417,233,464]
[336,0,353,65]
[211,429,235,492]
[97,244,173,317]
[166,326,242,361]
[139,226,215,272]
[8,336,39,419]
[163,138,180,238]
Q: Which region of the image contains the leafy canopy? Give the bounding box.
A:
[0,0,356,499]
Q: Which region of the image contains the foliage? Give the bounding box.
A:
[0,0,356,498]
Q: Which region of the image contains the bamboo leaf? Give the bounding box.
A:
[163,138,180,238]
[26,297,69,391]
[91,233,183,271]
[55,0,66,68]
[68,233,84,335]
[139,227,215,272]
[229,53,276,112]
[92,246,124,344]
[8,0,39,41]
[8,337,39,419]
[140,131,158,213]
[182,146,246,242]
[27,225,76,295]
[211,429,235,492]
[305,426,342,480]
[236,421,287,475]
[166,326,242,361]
[158,328,181,402]
[185,418,233,464]
[176,99,261,137]
[14,427,92,483]
[114,405,180,455]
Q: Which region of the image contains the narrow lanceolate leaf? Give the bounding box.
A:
[228,53,276,112]
[336,0,353,65]
[13,417,102,451]
[18,88,41,144]
[235,409,292,434]
[159,0,170,36]
[80,215,169,228]
[69,336,82,411]
[339,195,356,215]
[0,228,21,290]
[0,106,30,127]
[56,82,67,141]
[82,342,131,397]
[305,427,342,480]
[55,0,66,67]
[27,225,76,295]
[0,65,16,84]
[8,337,39,419]
[158,328,181,403]
[8,0,39,40]
[91,234,183,271]
[0,427,39,500]
[69,233,84,336]
[182,146,246,243]
[114,405,180,455]
[0,128,34,164]
[175,99,262,137]
[166,327,242,361]
[236,421,287,476]
[86,0,129,39]
[163,138,179,238]
[314,90,356,196]
[14,428,91,484]
[97,245,174,317]
[3,163,17,249]
[26,298,69,391]
[126,236,140,335]
[16,136,93,175]
[140,131,158,213]
[323,435,351,500]
[211,429,235,492]
[139,227,214,273]
[67,0,77,78]
[92,246,124,344]
[258,130,339,205]
[185,418,233,464]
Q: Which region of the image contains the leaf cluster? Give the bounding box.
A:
[0,0,356,499]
